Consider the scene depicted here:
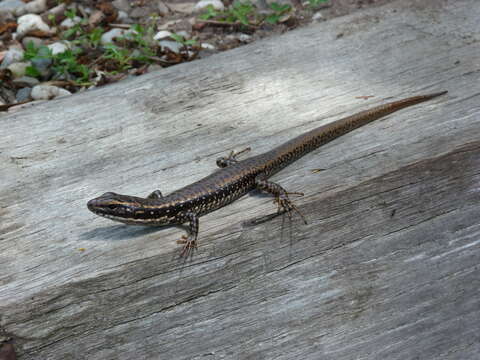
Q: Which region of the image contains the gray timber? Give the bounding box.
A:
[1,0,479,358]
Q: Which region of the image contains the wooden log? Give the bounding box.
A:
[1,0,479,358]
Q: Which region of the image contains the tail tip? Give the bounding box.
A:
[429,90,448,98]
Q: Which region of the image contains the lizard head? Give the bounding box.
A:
[87,192,177,225]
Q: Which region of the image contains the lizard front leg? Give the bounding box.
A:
[147,190,163,199]
[176,211,199,257]
[216,147,251,168]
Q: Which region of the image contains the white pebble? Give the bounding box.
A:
[0,48,24,68]
[21,0,48,14]
[117,11,129,21]
[176,31,189,38]
[154,30,173,41]
[159,40,182,53]
[237,33,251,42]
[7,62,29,78]
[17,14,51,37]
[201,43,216,50]
[48,42,70,55]
[0,0,24,12]
[60,16,82,28]
[312,12,323,21]
[31,85,72,100]
[194,0,225,11]
[100,28,126,44]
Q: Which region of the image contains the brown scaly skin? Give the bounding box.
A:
[87,91,447,255]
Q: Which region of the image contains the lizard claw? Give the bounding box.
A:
[177,235,198,257]
[275,194,308,224]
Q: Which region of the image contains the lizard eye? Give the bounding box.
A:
[101,192,116,198]
[216,157,227,168]
[107,204,117,210]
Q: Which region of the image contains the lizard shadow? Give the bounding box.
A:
[80,223,188,241]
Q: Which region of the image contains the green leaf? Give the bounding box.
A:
[88,27,104,46]
[64,8,76,19]
[25,65,41,78]
[265,14,280,24]
[132,24,145,35]
[232,9,249,25]
[269,2,281,11]
[224,13,237,23]
[170,33,185,43]
[199,4,219,20]
[184,39,197,46]
[37,45,52,58]
[307,0,328,7]
[63,26,79,40]
[23,41,39,60]
[269,2,291,15]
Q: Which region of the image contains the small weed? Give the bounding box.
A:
[122,24,155,49]
[64,8,77,20]
[113,24,164,66]
[199,1,258,26]
[198,5,219,20]
[102,44,133,71]
[62,20,90,42]
[265,2,291,24]
[23,41,92,84]
[47,13,57,27]
[23,41,50,61]
[52,49,91,83]
[198,0,296,26]
[25,66,41,78]
[229,1,256,25]
[87,27,104,47]
[20,8,199,88]
[170,33,197,47]
[306,0,328,8]
[24,42,51,78]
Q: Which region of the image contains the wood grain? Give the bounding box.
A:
[1,0,479,358]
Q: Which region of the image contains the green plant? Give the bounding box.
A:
[62,24,79,40]
[23,41,50,61]
[114,24,162,65]
[64,7,76,20]
[170,33,197,46]
[198,5,219,20]
[102,44,133,71]
[22,10,200,87]
[52,49,91,83]
[198,1,258,25]
[24,42,52,77]
[265,2,291,24]
[87,27,104,47]
[61,8,94,42]
[47,13,57,27]
[23,41,92,84]
[306,0,328,8]
[228,1,256,25]
[123,24,155,49]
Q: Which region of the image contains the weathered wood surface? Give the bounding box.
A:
[1,0,479,358]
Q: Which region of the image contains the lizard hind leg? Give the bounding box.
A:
[216,147,251,168]
[255,178,308,225]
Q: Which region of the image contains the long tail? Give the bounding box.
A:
[332,91,448,134]
[267,91,448,173]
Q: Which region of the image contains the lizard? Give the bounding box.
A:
[87,91,447,255]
